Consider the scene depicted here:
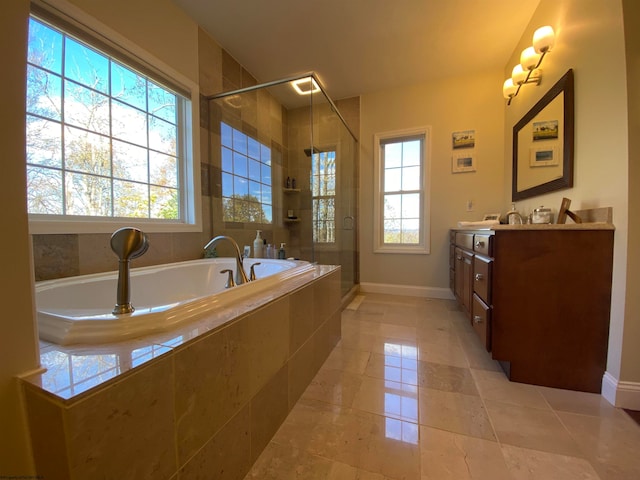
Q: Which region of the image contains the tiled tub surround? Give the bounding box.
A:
[21,266,341,480]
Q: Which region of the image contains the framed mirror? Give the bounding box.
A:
[512,69,574,201]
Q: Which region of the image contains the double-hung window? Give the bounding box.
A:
[374,127,431,254]
[25,8,198,233]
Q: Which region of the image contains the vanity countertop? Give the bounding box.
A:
[452,222,614,232]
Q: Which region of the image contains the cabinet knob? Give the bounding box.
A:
[473,315,483,324]
[475,273,484,281]
[475,240,485,247]
[456,255,463,260]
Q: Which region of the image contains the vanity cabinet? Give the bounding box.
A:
[450,231,493,351]
[450,225,614,393]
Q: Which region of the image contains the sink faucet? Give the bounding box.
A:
[204,235,249,285]
[110,227,149,315]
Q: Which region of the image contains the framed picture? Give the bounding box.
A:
[452,152,476,173]
[452,130,475,149]
[529,145,558,167]
[532,120,558,141]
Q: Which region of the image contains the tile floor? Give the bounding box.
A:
[244,294,640,479]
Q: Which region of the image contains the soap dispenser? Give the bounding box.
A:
[278,243,286,259]
[253,230,264,258]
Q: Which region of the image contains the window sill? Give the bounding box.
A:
[28,217,202,235]
[374,245,430,255]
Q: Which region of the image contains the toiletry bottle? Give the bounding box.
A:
[291,177,296,189]
[286,176,291,189]
[265,244,273,259]
[278,243,286,259]
[253,230,264,258]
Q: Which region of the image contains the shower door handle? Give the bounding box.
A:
[343,215,355,230]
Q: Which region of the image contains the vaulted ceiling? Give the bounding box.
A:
[173,0,540,101]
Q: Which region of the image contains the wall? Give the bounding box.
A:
[0,0,40,475]
[359,70,506,292]
[621,0,640,396]
[503,0,638,406]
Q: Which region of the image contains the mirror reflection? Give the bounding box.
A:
[512,69,574,201]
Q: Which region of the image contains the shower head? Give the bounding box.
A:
[304,146,322,157]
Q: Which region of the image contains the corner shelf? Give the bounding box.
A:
[283,188,301,194]
[284,218,300,224]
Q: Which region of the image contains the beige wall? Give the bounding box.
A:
[621,0,640,385]
[503,0,634,390]
[359,70,506,289]
[0,0,40,474]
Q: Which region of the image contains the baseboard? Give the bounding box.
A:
[359,282,455,300]
[602,372,640,409]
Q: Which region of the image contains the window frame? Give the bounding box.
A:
[26,0,201,235]
[373,127,431,254]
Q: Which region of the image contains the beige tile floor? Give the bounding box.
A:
[244,294,640,480]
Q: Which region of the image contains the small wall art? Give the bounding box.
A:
[529,145,558,167]
[452,151,476,173]
[452,130,475,149]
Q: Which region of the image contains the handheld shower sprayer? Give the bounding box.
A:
[110,227,149,315]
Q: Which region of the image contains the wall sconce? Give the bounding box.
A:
[503,25,555,105]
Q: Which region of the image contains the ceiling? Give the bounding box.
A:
[173,0,540,102]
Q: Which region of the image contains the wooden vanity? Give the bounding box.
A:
[450,223,614,393]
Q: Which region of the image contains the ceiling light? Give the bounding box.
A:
[291,77,320,95]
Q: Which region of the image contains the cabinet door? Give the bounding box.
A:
[462,250,473,317]
[472,294,491,351]
[473,255,492,304]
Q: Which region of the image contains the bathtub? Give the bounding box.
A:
[36,258,315,345]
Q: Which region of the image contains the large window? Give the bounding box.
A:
[26,13,197,232]
[311,150,336,243]
[220,122,272,224]
[374,128,430,254]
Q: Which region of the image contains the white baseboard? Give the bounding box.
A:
[602,372,640,409]
[359,282,455,300]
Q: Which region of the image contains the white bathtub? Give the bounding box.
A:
[36,258,315,345]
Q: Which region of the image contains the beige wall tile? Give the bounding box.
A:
[64,355,176,480]
[250,365,289,463]
[23,387,71,479]
[179,403,252,480]
[289,285,315,354]
[288,331,316,409]
[248,298,290,395]
[174,319,251,464]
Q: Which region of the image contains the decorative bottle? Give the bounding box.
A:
[278,243,286,259]
[253,230,264,258]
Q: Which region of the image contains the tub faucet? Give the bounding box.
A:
[204,236,249,285]
[110,227,149,315]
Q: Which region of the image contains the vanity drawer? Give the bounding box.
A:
[473,255,492,303]
[455,232,474,250]
[472,294,491,351]
[473,234,492,256]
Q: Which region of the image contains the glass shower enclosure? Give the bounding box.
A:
[206,73,358,297]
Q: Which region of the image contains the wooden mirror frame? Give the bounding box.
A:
[512,69,574,201]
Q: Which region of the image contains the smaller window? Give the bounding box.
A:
[220,122,272,224]
[311,150,336,243]
[374,128,431,254]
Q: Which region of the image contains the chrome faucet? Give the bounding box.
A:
[110,227,149,315]
[204,235,249,285]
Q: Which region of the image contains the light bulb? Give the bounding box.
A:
[512,64,528,85]
[520,46,541,70]
[533,26,555,53]
[503,78,517,99]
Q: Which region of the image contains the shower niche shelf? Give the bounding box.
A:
[283,188,300,193]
